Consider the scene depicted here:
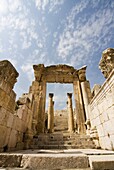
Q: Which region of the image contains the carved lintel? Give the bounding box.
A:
[99,48,114,78]
[33,64,79,83]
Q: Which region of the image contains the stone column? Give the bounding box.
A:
[48,93,54,133]
[81,81,92,134]
[81,80,91,120]
[51,101,54,132]
[67,93,74,132]
[73,81,86,134]
[29,80,46,134]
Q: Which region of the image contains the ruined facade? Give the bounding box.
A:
[0,48,114,152]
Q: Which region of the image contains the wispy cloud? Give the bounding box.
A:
[57,0,114,67]
[34,0,65,13]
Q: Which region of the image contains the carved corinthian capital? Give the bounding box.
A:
[99,48,114,78]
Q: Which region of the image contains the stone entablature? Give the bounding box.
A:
[33,64,87,83]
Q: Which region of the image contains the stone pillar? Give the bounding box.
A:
[48,93,54,133]
[81,80,91,120]
[51,101,54,132]
[67,93,74,133]
[30,80,46,134]
[73,80,86,134]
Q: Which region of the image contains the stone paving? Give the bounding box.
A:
[0,149,114,169]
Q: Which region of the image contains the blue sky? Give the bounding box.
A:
[0,0,114,110]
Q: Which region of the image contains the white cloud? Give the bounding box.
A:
[0,0,8,15]
[57,1,114,66]
[35,0,65,13]
[8,0,22,13]
[21,63,34,82]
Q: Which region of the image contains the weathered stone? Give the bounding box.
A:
[89,155,114,170]
[0,154,22,167]
[99,48,114,78]
[0,125,8,148]
[0,60,19,89]
[67,93,74,132]
[8,129,18,148]
[21,154,89,169]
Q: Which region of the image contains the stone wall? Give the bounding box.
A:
[54,110,76,131]
[89,48,114,150]
[0,60,35,151]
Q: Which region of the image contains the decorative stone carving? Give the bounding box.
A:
[0,60,19,89]
[99,48,114,78]
[33,64,78,83]
[78,66,87,82]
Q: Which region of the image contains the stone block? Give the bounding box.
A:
[0,154,22,167]
[21,154,89,169]
[89,155,114,170]
[8,129,18,148]
[0,107,7,126]
[106,91,114,109]
[96,124,105,137]
[7,112,14,128]
[99,135,112,150]
[0,88,10,108]
[107,106,114,119]
[7,98,16,113]
[16,107,24,120]
[4,128,11,147]
[21,120,27,132]
[12,116,22,132]
[16,105,28,122]
[98,137,106,150]
[103,119,114,135]
[0,125,7,148]
[10,90,16,100]
[94,116,101,126]
[3,83,12,95]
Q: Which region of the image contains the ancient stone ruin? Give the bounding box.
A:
[0,48,114,169]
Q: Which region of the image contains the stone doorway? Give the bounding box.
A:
[46,83,75,133]
[31,64,92,135]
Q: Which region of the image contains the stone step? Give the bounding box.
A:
[31,144,95,150]
[1,149,114,169]
[89,155,114,170]
[0,151,89,169]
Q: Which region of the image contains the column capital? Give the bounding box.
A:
[99,48,114,78]
[78,65,87,82]
[67,93,72,98]
[49,93,54,98]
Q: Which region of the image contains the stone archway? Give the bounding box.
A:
[30,64,92,134]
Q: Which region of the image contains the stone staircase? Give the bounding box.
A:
[31,131,95,149]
